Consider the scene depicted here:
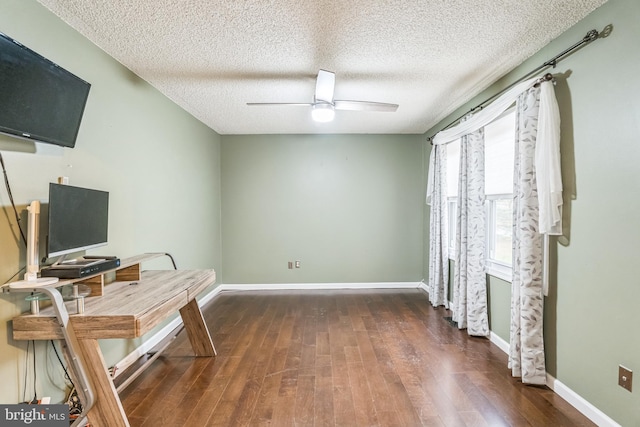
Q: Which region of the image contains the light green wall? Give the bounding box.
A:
[221,134,424,284]
[425,0,640,424]
[0,0,222,404]
[422,141,431,281]
[486,275,510,341]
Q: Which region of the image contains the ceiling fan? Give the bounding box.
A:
[247,70,399,122]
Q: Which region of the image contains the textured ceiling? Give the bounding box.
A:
[37,0,607,135]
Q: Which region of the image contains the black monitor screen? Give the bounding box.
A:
[0,32,91,148]
[47,183,109,258]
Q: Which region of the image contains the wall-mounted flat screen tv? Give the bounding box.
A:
[0,32,91,148]
[47,183,109,258]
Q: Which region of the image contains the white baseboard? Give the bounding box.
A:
[546,374,621,427]
[416,281,450,310]
[489,331,510,354]
[221,282,421,291]
[488,330,619,427]
[112,318,181,377]
[199,284,225,305]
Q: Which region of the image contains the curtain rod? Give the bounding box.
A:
[427,28,600,143]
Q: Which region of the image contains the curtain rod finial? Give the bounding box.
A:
[585,29,599,42]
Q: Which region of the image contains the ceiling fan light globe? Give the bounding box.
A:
[311,104,335,122]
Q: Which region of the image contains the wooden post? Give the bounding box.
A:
[76,339,130,427]
[179,298,216,357]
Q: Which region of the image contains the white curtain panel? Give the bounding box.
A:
[431,77,539,146]
[509,86,547,385]
[427,144,449,307]
[536,82,563,236]
[452,127,490,336]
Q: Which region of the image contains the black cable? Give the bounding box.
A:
[32,340,37,403]
[20,340,38,403]
[0,153,27,245]
[3,266,26,285]
[50,340,74,388]
[164,252,178,270]
[22,340,30,403]
[3,151,38,404]
[52,339,83,416]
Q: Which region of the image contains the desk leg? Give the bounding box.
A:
[76,338,130,427]
[179,298,216,357]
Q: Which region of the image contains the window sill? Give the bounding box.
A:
[486,262,512,283]
[447,257,512,283]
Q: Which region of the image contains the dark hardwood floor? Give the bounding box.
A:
[119,290,595,426]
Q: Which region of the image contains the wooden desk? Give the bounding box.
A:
[11,256,217,427]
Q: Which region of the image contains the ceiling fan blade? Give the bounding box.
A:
[246,102,314,107]
[334,100,399,112]
[315,70,335,103]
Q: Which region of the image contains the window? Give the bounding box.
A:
[484,109,515,280]
[446,139,460,255]
[486,195,513,280]
[446,109,516,281]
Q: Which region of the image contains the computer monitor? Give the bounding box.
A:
[47,183,109,258]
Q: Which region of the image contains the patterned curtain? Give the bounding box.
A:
[509,86,546,385]
[451,127,489,336]
[427,76,560,384]
[427,144,449,307]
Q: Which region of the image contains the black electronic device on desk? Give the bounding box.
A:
[41,257,120,279]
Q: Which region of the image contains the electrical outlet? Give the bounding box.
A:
[295,260,300,268]
[287,261,293,269]
[619,365,633,392]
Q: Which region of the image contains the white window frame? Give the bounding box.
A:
[447,195,513,282]
[445,108,515,282]
[447,197,457,257]
[485,194,512,282]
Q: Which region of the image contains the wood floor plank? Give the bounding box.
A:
[213,296,280,425]
[119,290,596,427]
[453,372,514,426]
[183,376,230,426]
[329,326,357,426]
[295,374,316,426]
[346,361,379,426]
[127,356,198,422]
[354,330,397,416]
[467,370,551,426]
[137,357,213,426]
[249,311,294,425]
[371,296,479,427]
[314,365,334,427]
[225,305,282,425]
[249,373,281,425]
